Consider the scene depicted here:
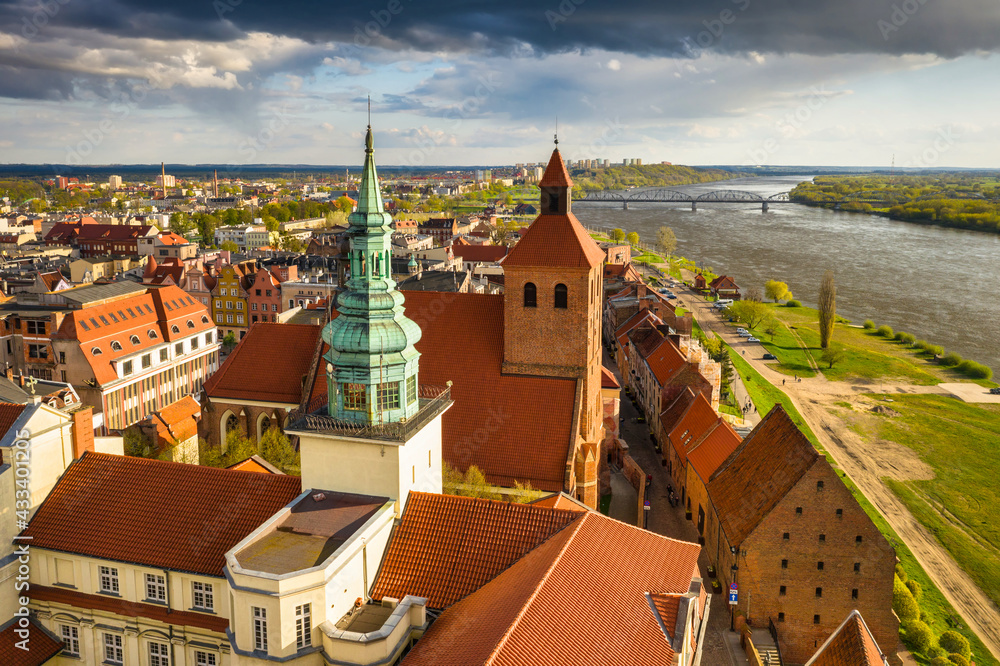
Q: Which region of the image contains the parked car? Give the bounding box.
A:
[763,353,777,360]
[738,331,751,338]
[747,336,760,343]
[990,387,1000,395]
[736,328,748,334]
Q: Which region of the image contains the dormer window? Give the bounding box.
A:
[130,335,140,345]
[148,329,157,339]
[171,325,180,334]
[524,282,537,308]
[201,315,210,324]
[110,341,122,351]
[187,320,195,329]
[91,347,102,356]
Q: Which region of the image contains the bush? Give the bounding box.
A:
[939,630,971,659]
[948,655,971,666]
[903,620,934,653]
[956,359,993,379]
[785,299,801,307]
[927,344,944,357]
[928,646,946,658]
[895,563,908,582]
[905,578,923,601]
[877,325,894,338]
[915,339,930,351]
[940,352,963,367]
[893,575,919,623]
[930,658,953,666]
[899,332,916,345]
[863,319,876,329]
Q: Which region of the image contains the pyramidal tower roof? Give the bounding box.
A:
[503,146,604,269]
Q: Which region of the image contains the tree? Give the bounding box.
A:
[765,279,789,302]
[222,332,237,351]
[334,195,356,214]
[764,319,779,341]
[123,427,154,458]
[260,427,300,474]
[743,286,762,302]
[220,240,238,253]
[626,231,640,247]
[938,631,971,660]
[489,219,516,246]
[656,226,677,257]
[820,345,846,369]
[818,270,836,349]
[610,228,626,243]
[443,463,502,500]
[892,576,919,624]
[729,300,772,330]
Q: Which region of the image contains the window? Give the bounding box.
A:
[836,508,843,517]
[103,633,123,664]
[782,532,789,540]
[191,337,199,350]
[779,585,786,596]
[192,581,213,610]
[343,383,366,410]
[272,304,278,312]
[92,346,103,356]
[406,375,417,405]
[255,289,261,296]
[99,315,110,326]
[226,301,232,309]
[523,282,537,307]
[252,315,258,323]
[126,308,136,318]
[110,340,123,351]
[148,329,158,339]
[28,343,48,359]
[145,573,166,602]
[854,562,861,572]
[295,603,312,649]
[377,382,400,411]
[554,283,568,308]
[266,289,272,297]
[60,625,79,657]
[195,651,217,666]
[817,561,824,570]
[215,300,222,309]
[253,607,268,652]
[202,315,210,324]
[778,612,785,622]
[122,360,133,375]
[236,315,244,324]
[206,331,213,344]
[817,480,824,490]
[795,507,802,515]
[814,615,821,625]
[781,559,788,569]
[852,588,859,599]
[149,641,170,666]
[175,342,184,355]
[819,534,826,542]
[80,320,90,331]
[252,303,258,311]
[216,314,223,323]
[187,319,195,328]
[815,587,823,598]
[142,354,152,369]
[160,348,169,362]
[856,535,863,543]
[171,325,180,334]
[109,312,119,323]
[130,334,141,345]
[227,314,233,324]
[26,320,44,334]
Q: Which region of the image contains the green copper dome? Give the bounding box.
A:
[322,125,422,424]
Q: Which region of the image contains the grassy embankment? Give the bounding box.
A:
[723,341,998,665]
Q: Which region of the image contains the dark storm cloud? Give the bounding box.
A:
[3,0,998,58]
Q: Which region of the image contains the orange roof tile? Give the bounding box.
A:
[615,309,662,347]
[22,452,302,576]
[529,492,591,513]
[601,366,620,389]
[452,244,508,263]
[667,392,718,467]
[32,585,228,633]
[402,511,701,666]
[204,323,321,405]
[650,593,682,641]
[148,395,201,448]
[538,147,573,188]
[645,337,687,386]
[0,402,27,438]
[371,492,579,609]
[686,420,741,482]
[806,610,888,666]
[226,455,283,474]
[0,617,62,666]
[707,406,820,545]
[501,213,605,269]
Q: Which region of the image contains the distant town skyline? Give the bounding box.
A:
[1,1,999,168]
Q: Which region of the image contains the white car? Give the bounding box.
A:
[738,331,751,338]
[736,328,748,334]
[747,336,760,343]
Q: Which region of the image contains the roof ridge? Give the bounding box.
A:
[484,514,587,666]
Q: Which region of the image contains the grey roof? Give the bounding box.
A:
[397,270,465,292]
[58,280,146,306]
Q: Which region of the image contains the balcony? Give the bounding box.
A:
[321,596,428,666]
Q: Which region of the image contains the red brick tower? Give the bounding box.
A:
[502,143,605,503]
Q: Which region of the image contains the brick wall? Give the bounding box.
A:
[199,398,291,451]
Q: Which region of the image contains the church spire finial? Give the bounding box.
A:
[365,96,374,152]
[554,116,559,146]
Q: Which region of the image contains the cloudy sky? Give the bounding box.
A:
[1,0,998,167]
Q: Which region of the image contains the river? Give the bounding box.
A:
[575,176,1000,375]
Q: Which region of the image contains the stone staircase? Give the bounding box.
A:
[751,628,783,666]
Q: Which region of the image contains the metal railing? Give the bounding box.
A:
[768,617,784,666]
[289,384,452,442]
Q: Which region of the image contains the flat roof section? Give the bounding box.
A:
[235,490,390,575]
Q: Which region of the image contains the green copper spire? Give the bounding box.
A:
[321,124,422,424]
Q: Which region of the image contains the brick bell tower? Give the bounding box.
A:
[502,138,605,505]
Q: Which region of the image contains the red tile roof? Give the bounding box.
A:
[707,406,820,545]
[529,492,591,512]
[204,323,321,405]
[147,395,201,447]
[37,271,63,291]
[501,213,605,269]
[22,452,302,576]
[371,492,579,609]
[0,402,27,438]
[538,147,573,188]
[402,511,701,666]
[601,366,620,389]
[806,610,888,666]
[226,454,283,474]
[452,244,508,263]
[667,391,718,467]
[615,309,662,347]
[32,585,229,633]
[0,617,62,666]
[686,420,741,482]
[644,336,687,386]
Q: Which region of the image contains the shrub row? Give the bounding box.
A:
[864,323,994,380]
[895,573,974,662]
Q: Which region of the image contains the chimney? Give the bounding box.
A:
[71,408,96,459]
[4,366,11,382]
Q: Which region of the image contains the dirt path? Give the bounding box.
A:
[671,276,1000,661]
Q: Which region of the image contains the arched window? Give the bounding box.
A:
[110,340,122,351]
[554,283,568,309]
[171,325,180,334]
[201,315,210,324]
[187,320,195,329]
[222,412,239,452]
[523,282,537,308]
[257,413,272,442]
[91,347,102,356]
[130,335,140,345]
[147,329,157,339]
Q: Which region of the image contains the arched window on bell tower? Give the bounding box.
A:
[524,282,537,307]
[554,283,568,309]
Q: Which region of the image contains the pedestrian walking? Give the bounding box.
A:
[782,378,786,386]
